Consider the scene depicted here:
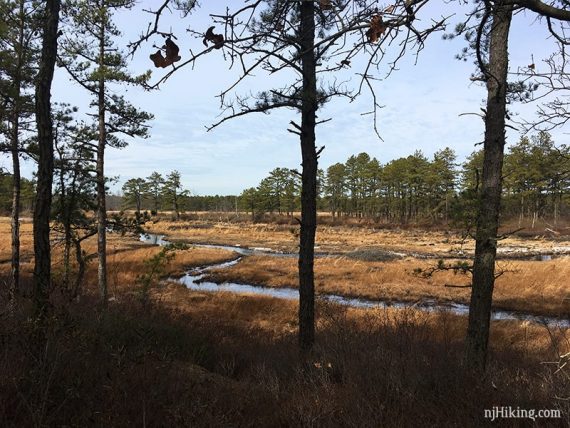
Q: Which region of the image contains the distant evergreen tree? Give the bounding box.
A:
[122,178,147,220]
[145,171,164,215]
[162,170,188,220]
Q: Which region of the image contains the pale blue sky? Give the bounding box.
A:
[5,1,566,195]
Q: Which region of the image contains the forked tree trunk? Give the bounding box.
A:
[33,0,60,315]
[465,0,513,371]
[96,1,108,305]
[298,0,318,351]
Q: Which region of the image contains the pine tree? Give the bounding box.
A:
[122,178,147,220]
[0,0,40,298]
[162,170,188,220]
[60,0,152,304]
[145,171,164,215]
[52,104,97,295]
[33,0,61,314]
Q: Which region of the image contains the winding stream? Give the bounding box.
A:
[140,233,570,328]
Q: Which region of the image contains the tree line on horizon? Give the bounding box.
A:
[221,132,570,225]
[10,130,568,229]
[119,131,570,227]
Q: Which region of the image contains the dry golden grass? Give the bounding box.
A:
[0,217,236,297]
[204,255,570,317]
[0,217,34,263]
[100,244,236,298]
[155,279,568,355]
[140,216,570,317]
[2,216,568,317]
[145,216,570,257]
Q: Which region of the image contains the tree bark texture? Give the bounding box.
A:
[465,1,513,371]
[298,0,318,351]
[9,0,28,299]
[97,0,108,305]
[33,0,60,314]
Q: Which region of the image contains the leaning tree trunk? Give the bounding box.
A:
[33,0,61,315]
[96,5,108,305]
[298,0,318,351]
[465,1,513,371]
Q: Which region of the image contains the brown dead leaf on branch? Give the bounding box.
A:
[365,5,395,43]
[203,26,224,49]
[366,14,387,43]
[149,37,181,68]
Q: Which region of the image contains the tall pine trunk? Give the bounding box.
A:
[33,0,60,314]
[11,120,21,299]
[10,88,21,299]
[298,0,318,351]
[465,1,512,371]
[9,0,27,299]
[96,4,108,305]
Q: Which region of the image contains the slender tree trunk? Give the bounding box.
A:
[62,171,78,294]
[554,194,559,225]
[465,1,512,371]
[532,198,539,229]
[96,3,108,305]
[174,194,180,220]
[63,224,71,289]
[298,0,317,351]
[10,98,21,300]
[9,0,27,300]
[58,157,71,291]
[33,0,60,315]
[72,238,86,298]
[518,194,524,227]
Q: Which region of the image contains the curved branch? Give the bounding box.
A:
[513,0,570,21]
[206,100,297,131]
